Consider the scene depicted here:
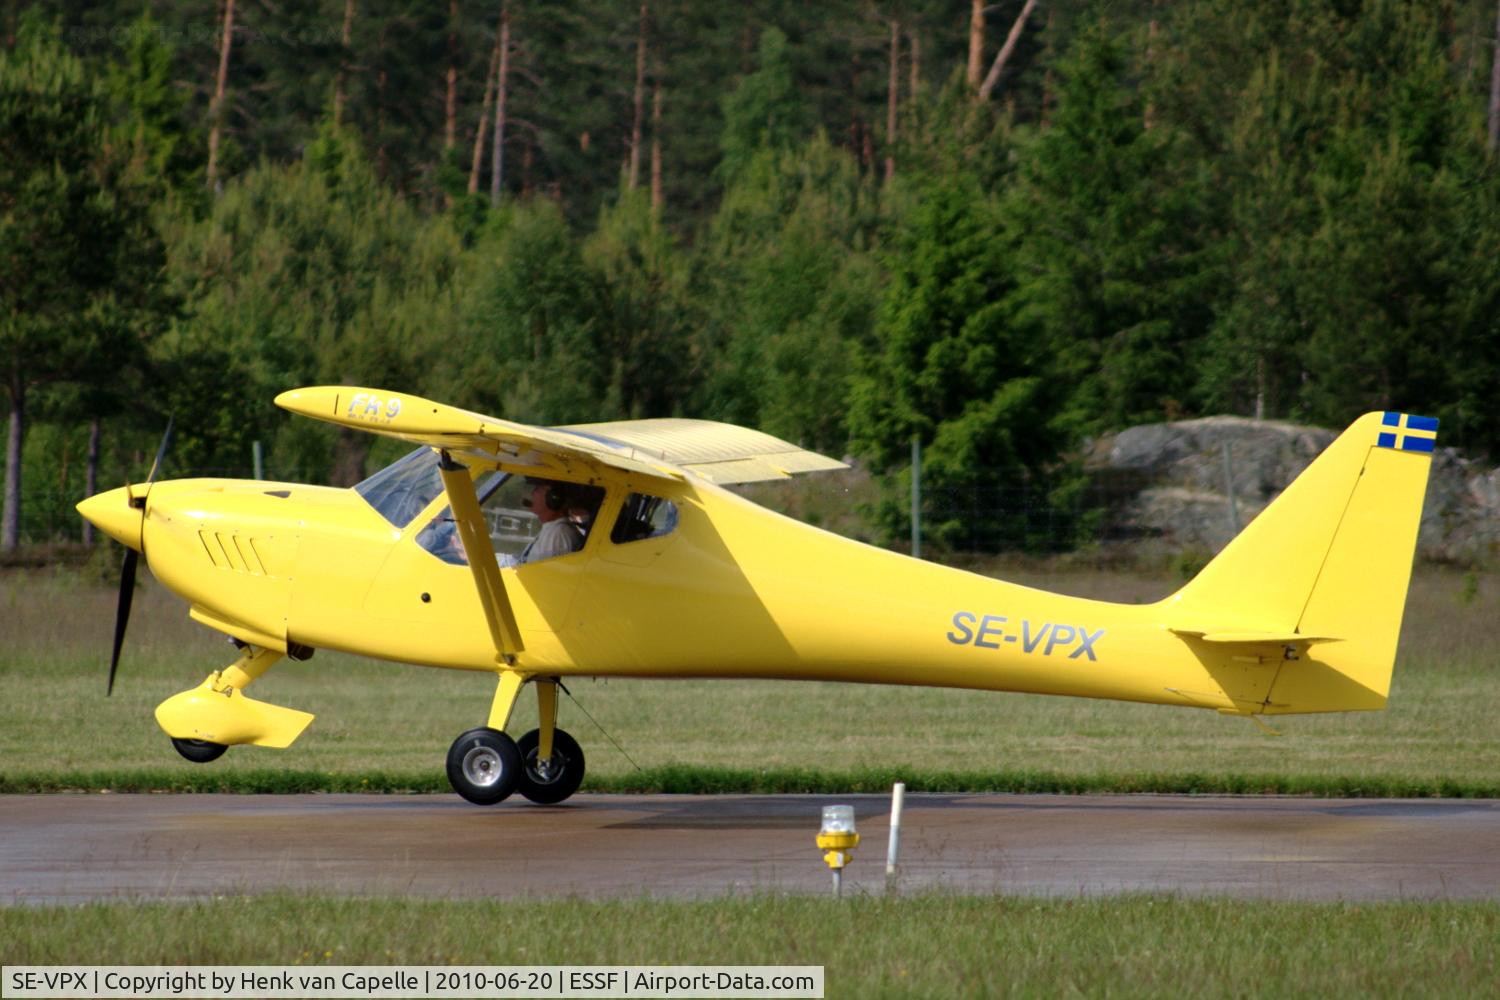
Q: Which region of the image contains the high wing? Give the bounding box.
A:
[275,386,677,483]
[275,385,848,670]
[274,387,847,485]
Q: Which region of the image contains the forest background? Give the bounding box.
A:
[4,0,1500,557]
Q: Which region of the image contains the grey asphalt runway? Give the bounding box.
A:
[3,793,1498,904]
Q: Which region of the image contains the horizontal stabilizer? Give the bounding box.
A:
[1169,628,1340,645]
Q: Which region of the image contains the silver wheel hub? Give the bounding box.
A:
[528,749,560,783]
[462,745,504,788]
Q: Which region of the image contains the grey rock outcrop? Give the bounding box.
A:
[1085,416,1498,564]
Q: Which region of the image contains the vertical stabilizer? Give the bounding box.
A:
[1162,412,1435,713]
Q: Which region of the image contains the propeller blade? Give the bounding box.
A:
[108,548,138,696]
[145,418,174,486]
[102,422,167,694]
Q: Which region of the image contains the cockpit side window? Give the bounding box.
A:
[354,447,445,528]
[417,474,606,566]
[611,492,678,544]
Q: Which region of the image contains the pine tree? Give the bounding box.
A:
[105,9,201,192]
[699,133,881,447]
[848,169,1073,552]
[450,199,606,425]
[1,17,167,548]
[584,186,693,418]
[1004,18,1213,434]
[1190,0,1495,439]
[159,120,466,481]
[718,27,813,184]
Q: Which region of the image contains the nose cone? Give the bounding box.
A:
[77,487,144,551]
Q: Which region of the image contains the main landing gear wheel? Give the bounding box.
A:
[171,737,227,763]
[446,727,521,805]
[515,728,585,805]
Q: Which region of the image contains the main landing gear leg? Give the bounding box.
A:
[536,678,557,762]
[445,670,526,805]
[516,677,586,805]
[444,672,587,806]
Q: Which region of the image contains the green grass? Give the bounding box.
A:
[4,766,1498,797]
[2,565,1498,793]
[3,894,1497,998]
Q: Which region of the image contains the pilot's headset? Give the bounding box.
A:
[526,478,567,512]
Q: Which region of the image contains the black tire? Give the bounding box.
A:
[515,728,585,805]
[171,737,227,763]
[445,727,521,805]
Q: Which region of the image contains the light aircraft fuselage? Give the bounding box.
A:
[77,388,1438,803]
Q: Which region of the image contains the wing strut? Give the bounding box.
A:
[436,451,524,663]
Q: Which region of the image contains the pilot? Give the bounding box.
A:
[514,478,585,564]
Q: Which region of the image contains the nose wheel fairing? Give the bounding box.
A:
[154,680,314,748]
[154,646,314,749]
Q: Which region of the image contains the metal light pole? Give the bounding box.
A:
[911,436,922,560]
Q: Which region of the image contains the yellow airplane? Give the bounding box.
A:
[77,389,1437,805]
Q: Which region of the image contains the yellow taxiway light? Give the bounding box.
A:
[818,805,860,897]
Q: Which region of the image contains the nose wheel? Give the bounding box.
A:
[516,728,585,804]
[171,737,227,763]
[445,727,521,804]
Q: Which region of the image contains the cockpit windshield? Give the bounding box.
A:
[354,447,445,528]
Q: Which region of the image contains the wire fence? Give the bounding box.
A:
[11,464,1238,560]
[8,465,271,551]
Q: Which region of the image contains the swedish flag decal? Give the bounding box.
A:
[1376,412,1438,453]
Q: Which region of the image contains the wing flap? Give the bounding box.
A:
[556,417,847,485]
[683,458,793,484]
[762,451,850,476]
